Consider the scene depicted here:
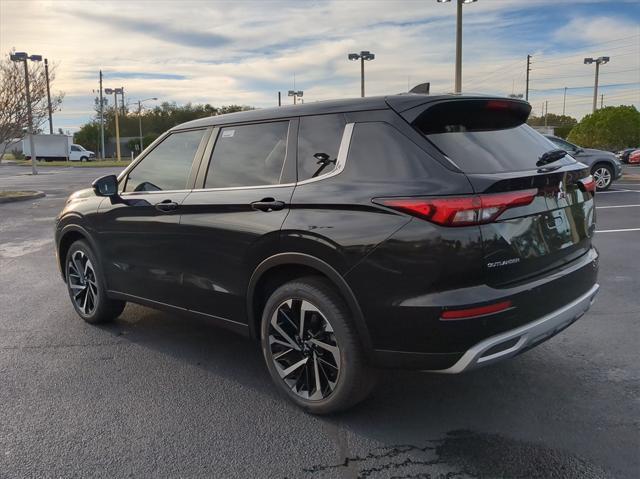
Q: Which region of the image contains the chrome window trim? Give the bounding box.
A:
[190,183,296,193]
[296,122,354,186]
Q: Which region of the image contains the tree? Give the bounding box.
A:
[74,122,104,153]
[568,105,640,151]
[527,113,577,138]
[0,50,64,159]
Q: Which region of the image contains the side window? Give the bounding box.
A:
[205,121,289,188]
[70,145,79,152]
[297,114,346,181]
[124,129,205,192]
[345,122,433,180]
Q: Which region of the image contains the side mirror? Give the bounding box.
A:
[574,148,584,154]
[92,175,119,197]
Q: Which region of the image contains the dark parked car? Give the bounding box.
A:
[544,135,622,190]
[616,147,639,164]
[55,95,600,413]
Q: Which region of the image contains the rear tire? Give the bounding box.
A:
[592,164,613,191]
[65,240,125,324]
[260,276,375,414]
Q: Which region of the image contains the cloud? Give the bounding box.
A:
[65,10,230,49]
[1,0,638,131]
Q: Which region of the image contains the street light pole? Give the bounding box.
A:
[348,51,375,97]
[99,70,105,159]
[44,59,53,134]
[455,0,462,94]
[105,87,123,160]
[134,97,157,155]
[584,56,609,113]
[11,52,42,175]
[288,90,303,105]
[437,0,477,94]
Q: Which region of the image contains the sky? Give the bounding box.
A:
[1,0,639,133]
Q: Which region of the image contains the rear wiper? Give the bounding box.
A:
[537,149,567,167]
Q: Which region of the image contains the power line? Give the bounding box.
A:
[529,81,639,92]
[532,67,640,80]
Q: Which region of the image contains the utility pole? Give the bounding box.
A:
[278,91,281,107]
[544,100,548,127]
[562,87,567,116]
[99,70,105,159]
[44,59,53,134]
[525,54,531,101]
[121,87,126,116]
[600,93,604,109]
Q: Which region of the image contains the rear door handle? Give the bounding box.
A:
[251,198,286,212]
[155,199,179,212]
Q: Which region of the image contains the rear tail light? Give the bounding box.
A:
[374,189,537,226]
[578,176,596,194]
[441,300,513,320]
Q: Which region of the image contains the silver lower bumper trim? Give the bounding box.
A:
[428,283,600,374]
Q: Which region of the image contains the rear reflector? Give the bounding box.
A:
[374,189,537,226]
[441,300,513,320]
[578,176,596,194]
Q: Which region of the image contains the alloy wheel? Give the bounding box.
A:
[593,167,611,189]
[268,299,341,401]
[68,250,99,316]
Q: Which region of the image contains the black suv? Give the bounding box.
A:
[55,95,599,414]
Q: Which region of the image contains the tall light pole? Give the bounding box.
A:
[437,0,478,94]
[104,87,123,160]
[44,59,53,134]
[133,97,157,155]
[99,70,105,159]
[288,90,303,105]
[584,56,609,113]
[348,51,375,97]
[10,52,42,175]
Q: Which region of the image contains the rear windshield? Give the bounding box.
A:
[415,100,576,173]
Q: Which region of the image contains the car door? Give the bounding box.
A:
[178,119,297,325]
[96,128,210,307]
[69,145,80,161]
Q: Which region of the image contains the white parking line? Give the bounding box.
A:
[597,189,639,194]
[596,204,640,209]
[596,228,640,233]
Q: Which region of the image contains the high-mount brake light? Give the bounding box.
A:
[374,189,538,226]
[486,100,511,110]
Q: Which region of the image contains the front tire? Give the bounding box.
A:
[260,276,375,414]
[80,156,88,162]
[592,164,613,191]
[65,240,125,323]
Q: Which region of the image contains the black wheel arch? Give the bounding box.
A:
[56,224,103,283]
[247,253,374,359]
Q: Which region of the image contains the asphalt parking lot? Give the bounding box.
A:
[1,164,638,478]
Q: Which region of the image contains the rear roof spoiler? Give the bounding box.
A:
[385,94,531,124]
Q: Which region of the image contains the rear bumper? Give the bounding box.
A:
[426,283,599,373]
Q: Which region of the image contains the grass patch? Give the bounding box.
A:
[0,191,32,198]
[13,160,131,168]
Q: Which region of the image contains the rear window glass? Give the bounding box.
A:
[415,100,576,173]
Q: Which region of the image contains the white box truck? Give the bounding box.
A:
[23,134,96,162]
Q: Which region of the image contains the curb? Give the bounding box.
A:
[0,191,46,204]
